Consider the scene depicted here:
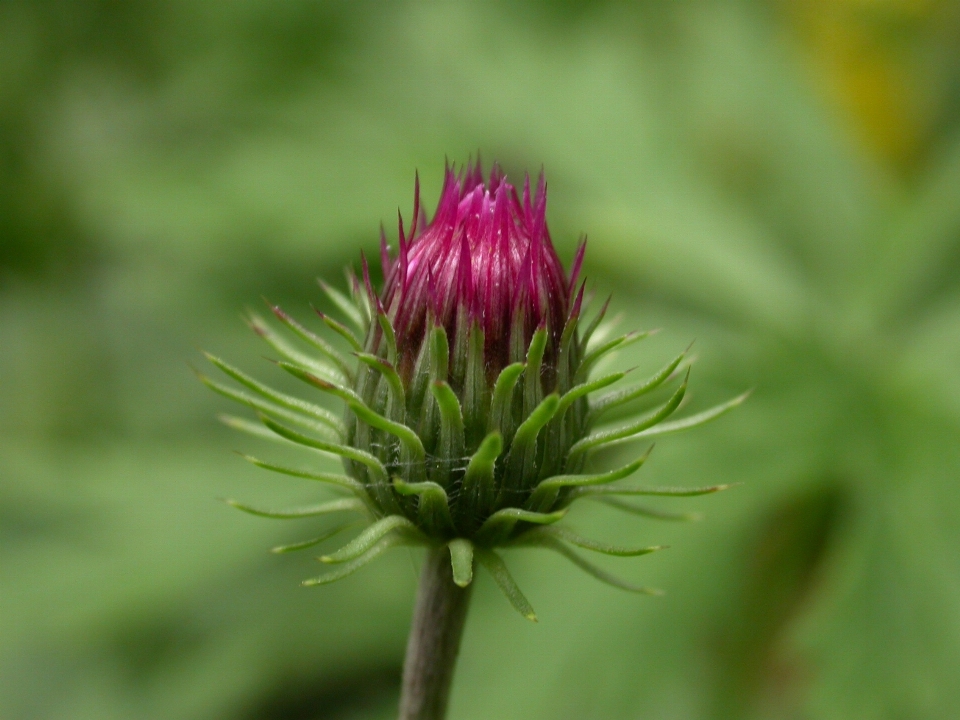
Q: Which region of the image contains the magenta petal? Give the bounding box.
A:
[381,162,582,383]
[410,172,421,240]
[568,238,587,294]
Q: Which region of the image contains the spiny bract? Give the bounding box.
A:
[200,161,747,620]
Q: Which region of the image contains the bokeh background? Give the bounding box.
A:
[3,1,960,718]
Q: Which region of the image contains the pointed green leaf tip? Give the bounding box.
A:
[523,526,667,557]
[318,278,365,331]
[526,445,654,510]
[267,301,352,379]
[517,533,664,595]
[302,534,411,587]
[225,497,364,519]
[238,454,366,495]
[628,390,752,440]
[320,515,420,564]
[476,548,537,622]
[271,523,352,554]
[448,539,474,587]
[568,370,688,463]
[202,352,344,435]
[316,308,363,352]
[571,482,738,499]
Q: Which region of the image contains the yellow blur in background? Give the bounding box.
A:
[2,2,960,719]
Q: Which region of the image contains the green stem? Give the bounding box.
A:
[398,546,473,720]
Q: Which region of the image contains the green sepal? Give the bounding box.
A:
[578,296,610,351]
[377,308,398,364]
[402,328,428,419]
[569,482,736,499]
[555,370,628,421]
[271,523,352,553]
[348,270,374,327]
[315,309,364,352]
[575,329,652,384]
[556,310,581,391]
[518,533,663,595]
[519,526,666,557]
[312,373,422,459]
[448,538,475,587]
[503,393,560,491]
[237,453,368,495]
[587,347,689,424]
[489,362,525,436]
[431,380,465,469]
[197,370,341,440]
[429,324,450,381]
[460,431,503,521]
[589,497,704,521]
[302,534,411,586]
[219,414,286,443]
[558,308,581,359]
[526,446,653,511]
[475,548,537,622]
[623,391,752,440]
[567,371,688,466]
[225,497,364,519]
[247,312,345,383]
[204,353,344,435]
[269,304,353,379]
[461,322,487,443]
[320,515,422,563]
[258,414,388,484]
[523,326,548,414]
[475,507,567,546]
[278,362,426,467]
[318,278,365,331]
[355,352,406,417]
[450,306,472,390]
[393,478,455,535]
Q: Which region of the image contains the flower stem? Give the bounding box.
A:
[398,545,473,720]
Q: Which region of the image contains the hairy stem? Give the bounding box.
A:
[398,546,474,720]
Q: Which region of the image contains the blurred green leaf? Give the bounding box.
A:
[3,1,960,719]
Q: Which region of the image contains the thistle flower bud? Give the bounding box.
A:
[201,160,747,619]
[349,163,588,534]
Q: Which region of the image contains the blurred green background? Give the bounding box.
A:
[3,1,960,718]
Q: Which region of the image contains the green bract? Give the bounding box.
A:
[201,162,747,619]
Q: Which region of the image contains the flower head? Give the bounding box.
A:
[200,160,747,619]
[382,162,575,387]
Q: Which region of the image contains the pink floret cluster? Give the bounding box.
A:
[378,161,586,379]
